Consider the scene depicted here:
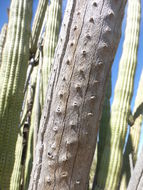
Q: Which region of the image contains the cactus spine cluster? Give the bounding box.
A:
[0,0,33,189]
[120,70,143,190]
[94,0,141,189]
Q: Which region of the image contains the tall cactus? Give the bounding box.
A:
[120,70,143,190]
[0,24,7,68]
[0,0,33,189]
[94,0,141,189]
[42,0,62,103]
[30,0,49,54]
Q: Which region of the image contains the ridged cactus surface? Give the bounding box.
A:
[120,70,143,190]
[94,0,141,189]
[0,0,33,189]
[30,0,49,53]
[42,0,62,102]
[0,24,7,68]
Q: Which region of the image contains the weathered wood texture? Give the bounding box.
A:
[28,0,126,189]
[127,146,143,190]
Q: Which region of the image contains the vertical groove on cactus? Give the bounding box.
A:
[30,0,49,54]
[94,0,141,189]
[0,0,33,189]
[0,24,7,68]
[23,65,38,190]
[91,74,111,189]
[120,70,143,190]
[42,0,62,103]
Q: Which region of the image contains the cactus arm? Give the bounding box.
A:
[0,0,33,189]
[120,70,143,190]
[42,0,62,103]
[30,0,49,54]
[94,0,141,189]
[0,24,7,68]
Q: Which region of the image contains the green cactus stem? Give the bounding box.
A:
[93,0,141,189]
[30,0,49,54]
[42,0,62,103]
[0,0,33,189]
[120,70,143,190]
[0,24,7,68]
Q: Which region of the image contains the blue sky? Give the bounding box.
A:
[0,0,143,151]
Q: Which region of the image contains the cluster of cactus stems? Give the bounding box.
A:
[0,0,33,189]
[0,0,143,189]
[120,70,143,190]
[0,0,61,188]
[93,0,141,189]
[0,24,7,68]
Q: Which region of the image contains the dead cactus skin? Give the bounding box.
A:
[0,0,33,189]
[28,0,127,189]
[94,0,141,189]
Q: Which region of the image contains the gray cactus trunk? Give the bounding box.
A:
[28,0,126,189]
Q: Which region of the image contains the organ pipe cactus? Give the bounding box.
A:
[94,0,141,189]
[30,0,49,54]
[42,0,62,102]
[0,24,7,68]
[0,0,33,189]
[120,70,143,190]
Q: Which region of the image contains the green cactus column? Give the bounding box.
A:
[42,0,62,103]
[94,0,141,189]
[30,0,49,54]
[0,24,7,68]
[0,0,33,189]
[120,70,143,190]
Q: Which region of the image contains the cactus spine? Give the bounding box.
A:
[30,0,49,54]
[0,0,33,189]
[0,24,7,68]
[94,0,141,189]
[120,70,143,190]
[42,0,62,102]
